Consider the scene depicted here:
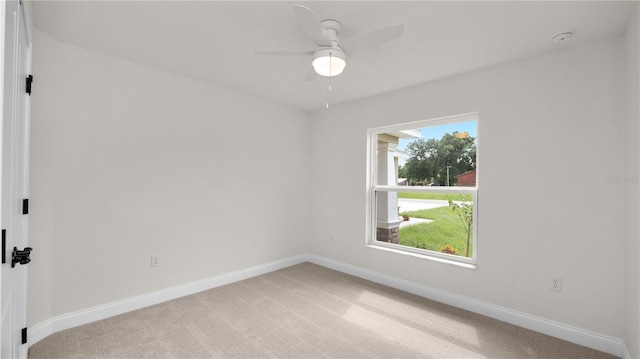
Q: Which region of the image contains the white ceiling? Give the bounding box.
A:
[32,1,637,113]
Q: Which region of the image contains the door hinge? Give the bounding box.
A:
[21,327,27,344]
[1,230,5,264]
[26,75,33,96]
[12,247,32,268]
[22,198,28,215]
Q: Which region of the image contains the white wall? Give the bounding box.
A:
[27,13,634,353]
[28,29,311,325]
[625,4,640,358]
[310,37,626,338]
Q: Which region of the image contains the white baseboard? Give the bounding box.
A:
[28,254,308,346]
[28,319,53,347]
[30,253,625,358]
[307,255,624,358]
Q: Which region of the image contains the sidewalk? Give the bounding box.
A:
[397,198,449,212]
[399,217,432,228]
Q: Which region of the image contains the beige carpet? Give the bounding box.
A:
[29,263,617,359]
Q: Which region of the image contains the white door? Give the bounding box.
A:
[0,0,32,358]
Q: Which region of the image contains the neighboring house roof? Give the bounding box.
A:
[455,170,476,177]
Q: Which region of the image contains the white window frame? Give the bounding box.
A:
[366,113,479,267]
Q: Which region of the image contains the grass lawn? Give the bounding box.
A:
[399,206,473,257]
[398,192,452,200]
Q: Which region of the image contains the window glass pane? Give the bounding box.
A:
[376,121,476,187]
[375,191,474,258]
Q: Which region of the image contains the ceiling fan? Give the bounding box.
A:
[255,4,404,81]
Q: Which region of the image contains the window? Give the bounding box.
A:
[366,113,478,266]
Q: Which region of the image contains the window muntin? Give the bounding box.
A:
[367,113,478,265]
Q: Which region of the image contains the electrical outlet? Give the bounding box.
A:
[150,254,160,267]
[550,277,562,292]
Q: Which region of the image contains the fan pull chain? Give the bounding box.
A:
[326,78,331,109]
[326,52,333,109]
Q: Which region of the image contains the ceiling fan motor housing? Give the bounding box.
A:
[321,19,341,39]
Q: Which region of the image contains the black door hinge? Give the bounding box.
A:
[12,247,32,268]
[21,327,27,344]
[1,230,5,264]
[22,199,28,215]
[26,75,33,96]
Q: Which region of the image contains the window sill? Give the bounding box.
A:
[365,243,477,270]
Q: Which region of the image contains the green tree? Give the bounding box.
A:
[398,164,407,179]
[404,157,429,184]
[404,132,475,185]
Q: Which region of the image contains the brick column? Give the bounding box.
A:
[377,226,400,244]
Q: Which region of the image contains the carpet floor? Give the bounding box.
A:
[28,263,617,358]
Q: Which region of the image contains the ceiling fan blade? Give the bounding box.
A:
[351,53,383,71]
[305,67,318,82]
[254,50,314,56]
[342,24,404,53]
[293,4,332,47]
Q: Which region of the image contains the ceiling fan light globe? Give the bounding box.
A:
[312,56,346,76]
[312,49,346,77]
